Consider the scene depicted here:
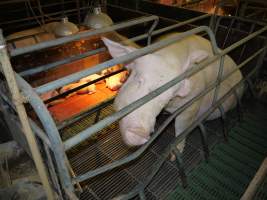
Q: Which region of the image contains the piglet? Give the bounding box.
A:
[101,65,129,90]
[79,73,104,84]
[59,82,96,97]
[40,90,65,106]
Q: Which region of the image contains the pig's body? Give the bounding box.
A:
[103,33,244,147]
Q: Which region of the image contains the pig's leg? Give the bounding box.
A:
[170,101,200,161]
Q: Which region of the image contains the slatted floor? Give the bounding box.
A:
[62,95,267,200]
[168,101,267,200]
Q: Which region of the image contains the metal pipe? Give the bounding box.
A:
[130,13,210,45]
[19,48,105,77]
[70,44,266,183]
[0,30,55,199]
[0,89,52,147]
[64,25,267,151]
[10,15,159,57]
[15,74,74,192]
[240,157,267,200]
[20,14,209,77]
[71,60,245,183]
[44,68,125,104]
[146,16,159,45]
[0,5,90,26]
[35,26,219,94]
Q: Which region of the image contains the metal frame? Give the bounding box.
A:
[0,10,266,199]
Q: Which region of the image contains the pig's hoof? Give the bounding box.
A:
[169,152,176,162]
[176,140,186,153]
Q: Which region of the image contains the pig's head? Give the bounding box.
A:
[102,37,191,147]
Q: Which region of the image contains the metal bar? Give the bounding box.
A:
[72,45,266,183]
[20,14,209,77]
[0,30,55,199]
[19,48,105,77]
[10,15,159,57]
[146,17,159,45]
[240,157,267,200]
[64,26,267,151]
[76,0,81,25]
[44,145,63,199]
[0,89,52,147]
[0,4,89,26]
[140,70,257,194]
[0,0,34,5]
[174,149,187,188]
[35,26,219,94]
[15,74,74,192]
[199,123,209,160]
[44,68,125,104]
[131,14,210,46]
[218,105,228,142]
[212,55,225,105]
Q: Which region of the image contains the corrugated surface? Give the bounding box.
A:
[62,97,267,200]
[168,102,267,200]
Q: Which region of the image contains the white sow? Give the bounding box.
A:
[102,33,244,149]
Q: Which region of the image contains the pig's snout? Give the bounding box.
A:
[121,127,150,147]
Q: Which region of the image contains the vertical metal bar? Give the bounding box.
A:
[94,109,101,123]
[76,0,81,25]
[218,105,228,142]
[199,123,209,160]
[44,145,63,199]
[0,30,55,200]
[173,149,187,188]
[15,73,74,193]
[212,55,225,105]
[237,23,256,64]
[233,87,243,122]
[37,0,45,26]
[222,18,236,49]
[147,16,159,46]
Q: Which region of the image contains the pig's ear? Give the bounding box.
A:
[190,50,209,64]
[177,79,191,97]
[102,37,137,58]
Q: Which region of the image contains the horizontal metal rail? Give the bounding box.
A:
[71,44,266,183]
[19,13,209,78]
[44,68,126,104]
[35,26,219,94]
[0,4,89,26]
[10,15,158,57]
[19,48,105,77]
[64,24,267,151]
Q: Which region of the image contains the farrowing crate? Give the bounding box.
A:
[0,8,267,200]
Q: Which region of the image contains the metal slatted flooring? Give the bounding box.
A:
[168,101,267,200]
[61,97,267,200]
[62,103,225,199]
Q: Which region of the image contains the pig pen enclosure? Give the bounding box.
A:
[1,1,267,200]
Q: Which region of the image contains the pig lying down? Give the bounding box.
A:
[102,33,244,153]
